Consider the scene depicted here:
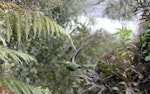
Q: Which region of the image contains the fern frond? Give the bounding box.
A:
[0,2,76,49]
[5,12,12,42]
[44,17,50,37]
[0,76,52,94]
[15,12,22,44]
[0,46,36,65]
[0,2,22,10]
[37,15,43,37]
[24,13,30,40]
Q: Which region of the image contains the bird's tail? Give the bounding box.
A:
[53,61,66,65]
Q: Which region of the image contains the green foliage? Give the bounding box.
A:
[0,1,80,94]
[73,1,150,93]
[0,1,75,49]
[72,70,107,94]
[0,45,36,65]
[9,23,117,94]
[72,27,144,94]
[1,0,64,10]
[72,24,117,66]
[0,75,52,94]
[113,27,132,44]
[134,0,150,22]
[3,0,146,94]
[101,27,143,94]
[104,0,135,20]
[139,25,150,62]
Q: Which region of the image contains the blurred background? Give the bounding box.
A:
[0,0,149,94]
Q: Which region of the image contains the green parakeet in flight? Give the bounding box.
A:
[54,45,83,71]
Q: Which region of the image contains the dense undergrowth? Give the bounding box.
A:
[72,26,150,94]
[72,0,150,93]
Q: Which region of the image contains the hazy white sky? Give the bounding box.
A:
[78,0,139,34]
[78,16,139,34]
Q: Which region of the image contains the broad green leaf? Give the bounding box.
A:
[140,35,146,44]
[125,38,131,42]
[124,30,132,36]
[144,56,150,61]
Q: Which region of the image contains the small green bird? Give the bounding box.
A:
[54,45,83,71]
[54,61,81,71]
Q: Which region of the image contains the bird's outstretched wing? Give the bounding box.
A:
[71,44,84,64]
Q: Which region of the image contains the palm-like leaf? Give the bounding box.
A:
[0,1,75,49]
[0,75,52,94]
[0,45,36,64]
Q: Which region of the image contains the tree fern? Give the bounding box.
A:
[0,1,76,49]
[0,2,77,94]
